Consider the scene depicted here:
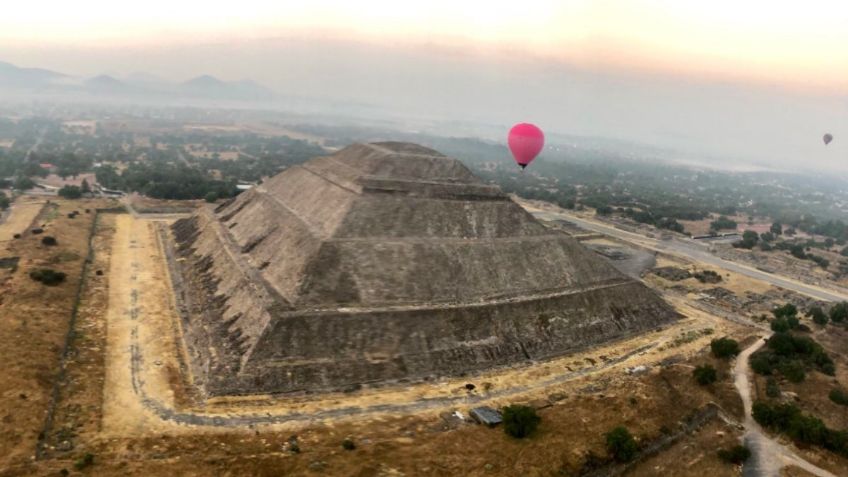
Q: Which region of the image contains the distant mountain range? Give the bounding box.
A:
[0,61,274,102]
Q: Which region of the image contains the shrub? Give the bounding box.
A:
[204,191,219,203]
[605,426,638,462]
[41,236,58,246]
[58,185,83,199]
[342,438,356,450]
[717,445,751,464]
[772,303,798,319]
[766,377,781,398]
[779,360,806,383]
[73,453,94,470]
[751,333,834,382]
[29,268,66,286]
[502,405,541,439]
[830,302,848,323]
[771,318,791,333]
[693,364,718,385]
[751,401,848,457]
[710,338,740,358]
[750,352,774,375]
[808,307,828,326]
[830,389,848,406]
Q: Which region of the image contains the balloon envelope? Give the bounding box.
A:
[508,123,544,169]
[824,133,833,145]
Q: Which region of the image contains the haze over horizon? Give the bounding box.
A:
[2,1,847,173]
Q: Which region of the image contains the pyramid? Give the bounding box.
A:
[171,142,678,396]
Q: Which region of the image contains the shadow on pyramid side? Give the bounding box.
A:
[170,142,679,396]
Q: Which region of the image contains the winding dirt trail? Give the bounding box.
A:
[734,338,838,477]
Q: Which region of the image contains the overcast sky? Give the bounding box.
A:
[1,1,847,171]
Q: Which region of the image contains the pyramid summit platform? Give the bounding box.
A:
[171,142,678,396]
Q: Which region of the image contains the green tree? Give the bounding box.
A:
[735,230,759,249]
[58,185,82,199]
[830,302,848,323]
[81,178,91,194]
[772,303,798,319]
[14,176,35,190]
[717,445,751,464]
[502,405,541,439]
[830,388,848,406]
[693,364,718,385]
[711,338,740,358]
[605,426,638,462]
[204,191,219,203]
[808,307,828,326]
[771,222,782,235]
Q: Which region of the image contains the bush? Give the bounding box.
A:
[342,438,356,450]
[41,236,57,246]
[717,445,751,464]
[830,389,848,406]
[605,426,638,462]
[808,307,829,326]
[751,333,835,381]
[779,360,806,383]
[830,302,848,323]
[750,352,774,375]
[58,185,83,199]
[29,268,67,286]
[693,364,718,385]
[502,405,541,439]
[771,318,791,333]
[772,303,798,319]
[766,377,781,398]
[751,401,848,457]
[204,191,219,203]
[73,453,94,470]
[710,338,740,358]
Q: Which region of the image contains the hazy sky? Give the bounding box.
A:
[2,1,847,171]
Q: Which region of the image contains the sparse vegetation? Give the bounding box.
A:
[502,405,541,439]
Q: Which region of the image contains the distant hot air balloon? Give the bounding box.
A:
[824,133,833,145]
[508,123,544,169]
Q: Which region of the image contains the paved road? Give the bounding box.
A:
[532,210,848,303]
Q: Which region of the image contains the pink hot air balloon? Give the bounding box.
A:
[508,123,545,169]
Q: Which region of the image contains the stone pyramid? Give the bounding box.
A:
[171,142,678,395]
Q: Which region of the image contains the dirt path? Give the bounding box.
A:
[734,338,838,477]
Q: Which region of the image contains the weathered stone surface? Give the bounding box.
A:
[172,142,679,396]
